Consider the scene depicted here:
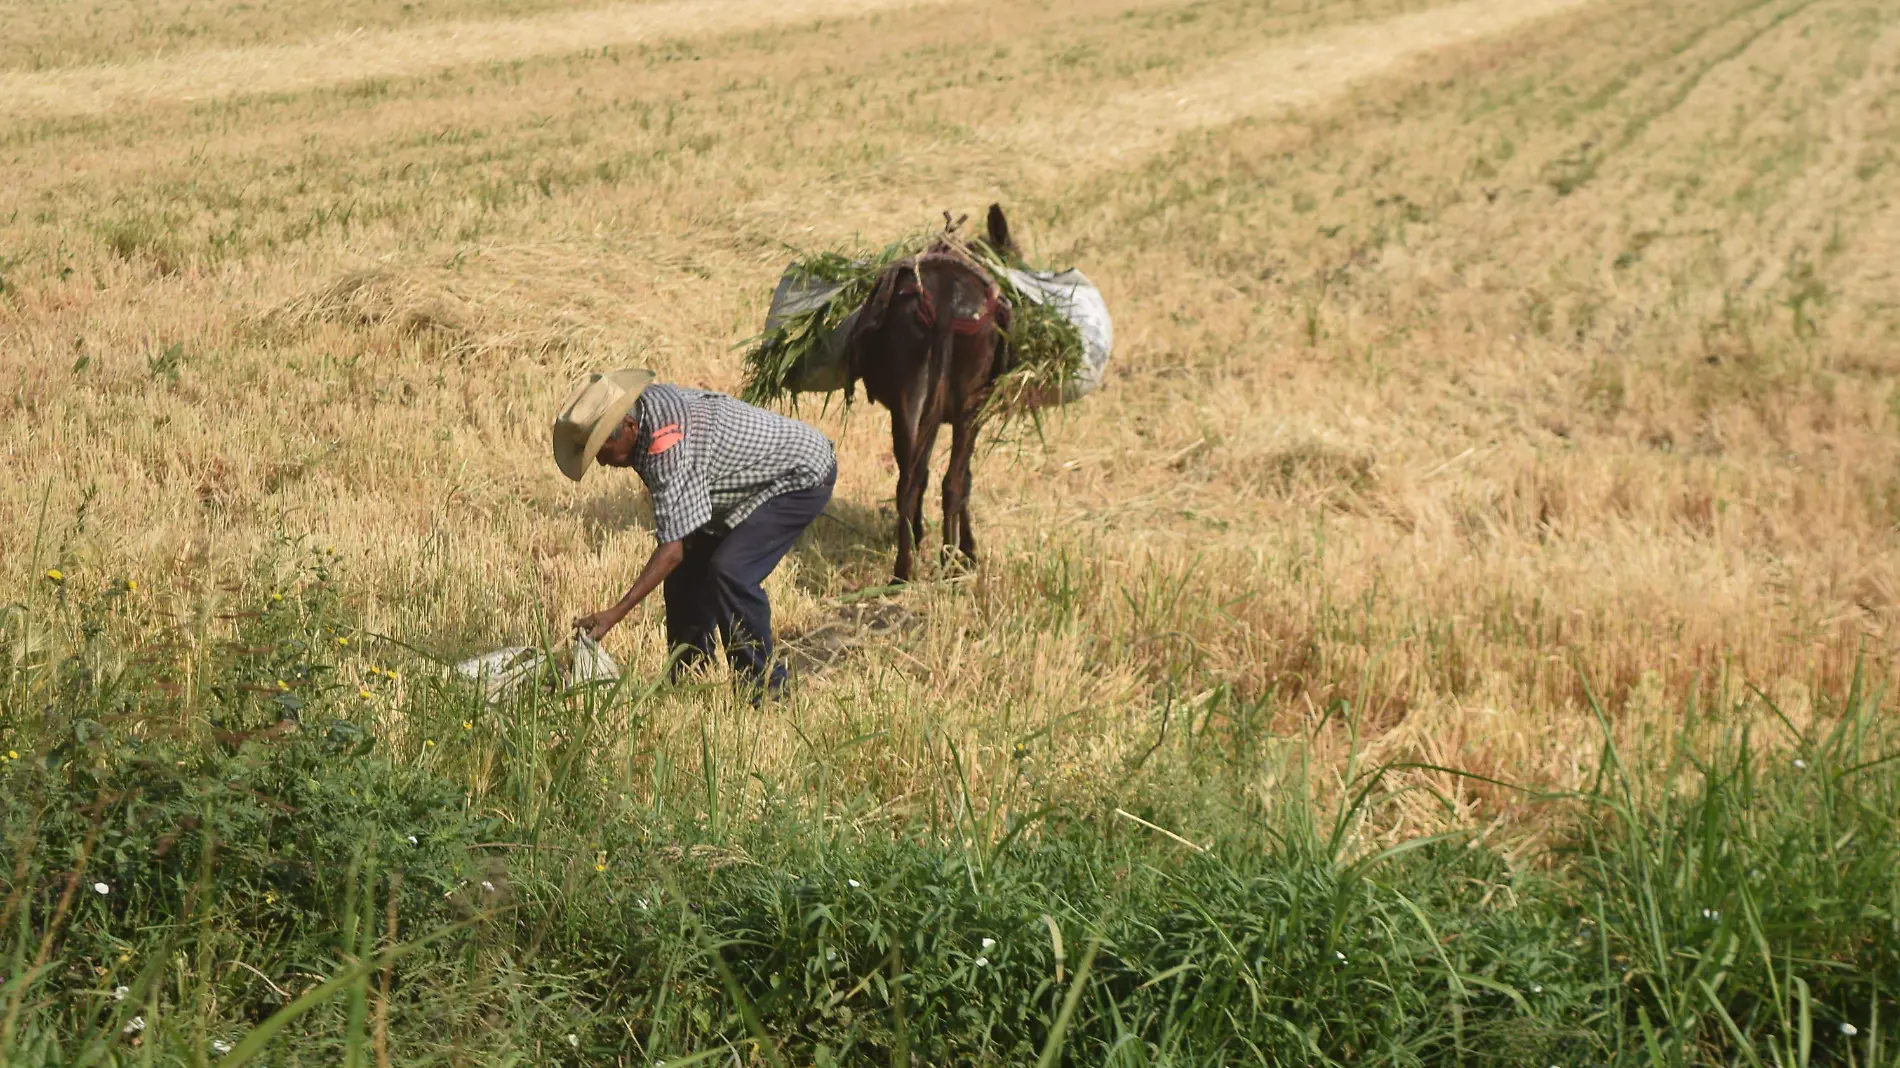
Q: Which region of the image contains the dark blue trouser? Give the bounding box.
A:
[663,469,834,692]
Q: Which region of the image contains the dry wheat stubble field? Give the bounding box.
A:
[3,0,1899,832]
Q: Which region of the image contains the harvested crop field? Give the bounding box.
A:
[2,0,1897,1061]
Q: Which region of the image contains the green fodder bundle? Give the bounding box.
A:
[979,260,1088,419]
[740,243,906,405]
[741,234,1084,423]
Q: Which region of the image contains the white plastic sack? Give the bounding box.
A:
[451,634,621,704]
[1002,267,1113,404]
[566,633,620,686]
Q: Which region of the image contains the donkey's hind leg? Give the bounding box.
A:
[941,415,979,570]
[902,419,942,579]
[890,406,942,583]
[910,465,929,552]
[889,408,917,584]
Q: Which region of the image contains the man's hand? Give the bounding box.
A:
[573,609,623,642]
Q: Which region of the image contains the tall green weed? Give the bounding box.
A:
[1,561,1895,1065]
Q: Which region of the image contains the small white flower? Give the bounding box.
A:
[1701,908,1721,920]
[112,986,130,1001]
[1335,951,1347,962]
[1531,984,1543,993]
[93,882,110,895]
[980,937,996,950]
[566,1033,580,1048]
[481,881,495,892]
[847,879,861,888]
[974,956,989,967]
[211,1039,233,1054]
[407,835,418,846]
[1794,759,1808,769]
[1841,1023,1859,1037]
[123,1015,146,1034]
[826,948,837,961]
[636,898,650,910]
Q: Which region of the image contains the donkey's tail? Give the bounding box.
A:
[905,264,957,473]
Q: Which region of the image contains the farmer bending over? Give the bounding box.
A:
[554,369,836,697]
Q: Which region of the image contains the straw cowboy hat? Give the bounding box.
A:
[552,368,656,482]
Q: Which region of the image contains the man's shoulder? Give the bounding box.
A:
[635,382,692,418]
[645,383,740,405]
[643,383,810,430]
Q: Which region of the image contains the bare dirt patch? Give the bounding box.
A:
[780,597,920,677]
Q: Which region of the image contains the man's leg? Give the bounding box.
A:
[706,473,836,693]
[663,532,721,682]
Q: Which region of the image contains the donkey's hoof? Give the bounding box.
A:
[939,549,977,576]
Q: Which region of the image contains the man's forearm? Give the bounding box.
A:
[602,540,685,627]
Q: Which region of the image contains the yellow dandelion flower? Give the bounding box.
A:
[359,689,373,700]
[45,569,65,583]
[125,579,138,592]
[336,637,348,647]
[6,750,17,760]
[424,739,435,748]
[270,592,283,602]
[276,680,289,691]
[461,721,472,731]
[595,862,607,872]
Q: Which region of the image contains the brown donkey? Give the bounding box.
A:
[845,205,1019,583]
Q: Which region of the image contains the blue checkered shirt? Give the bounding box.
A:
[629,384,836,543]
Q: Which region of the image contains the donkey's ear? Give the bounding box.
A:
[986,203,1015,256]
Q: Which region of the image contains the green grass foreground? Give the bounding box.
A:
[2,569,1897,1067]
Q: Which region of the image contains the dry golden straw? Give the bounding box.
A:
[2,0,1895,835]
